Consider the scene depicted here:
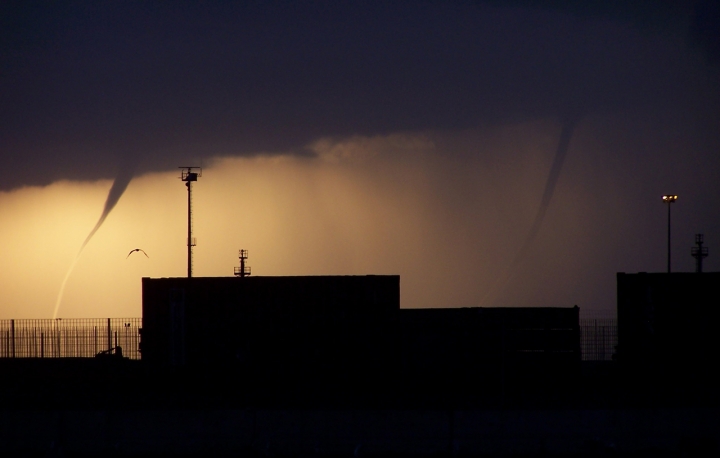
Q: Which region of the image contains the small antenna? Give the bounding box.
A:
[691,234,709,273]
[234,249,251,277]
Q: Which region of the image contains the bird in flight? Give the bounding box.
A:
[126,248,149,259]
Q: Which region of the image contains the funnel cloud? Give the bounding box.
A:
[482,116,580,306]
[53,167,135,318]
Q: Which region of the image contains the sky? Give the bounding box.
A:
[1,1,719,319]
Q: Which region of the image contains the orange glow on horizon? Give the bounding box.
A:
[0,121,630,319]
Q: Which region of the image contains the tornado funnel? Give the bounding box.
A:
[53,168,135,319]
[481,116,580,306]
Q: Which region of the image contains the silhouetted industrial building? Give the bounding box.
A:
[401,307,579,377]
[617,272,720,390]
[142,275,580,402]
[142,276,399,376]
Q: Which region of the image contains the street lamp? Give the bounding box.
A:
[662,195,677,273]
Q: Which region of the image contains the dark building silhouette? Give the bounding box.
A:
[142,276,399,372]
[617,272,720,394]
[142,275,580,406]
[400,307,579,372]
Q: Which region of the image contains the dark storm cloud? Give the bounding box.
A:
[0,0,716,190]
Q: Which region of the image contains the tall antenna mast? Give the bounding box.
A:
[180,167,202,278]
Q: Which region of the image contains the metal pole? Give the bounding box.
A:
[187,180,192,278]
[667,202,671,273]
[10,319,14,358]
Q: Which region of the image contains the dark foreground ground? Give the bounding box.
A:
[0,359,718,457]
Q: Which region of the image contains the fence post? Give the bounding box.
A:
[10,319,15,358]
[594,319,598,360]
[107,318,112,353]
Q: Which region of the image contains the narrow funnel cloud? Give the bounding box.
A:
[482,116,580,306]
[53,166,135,318]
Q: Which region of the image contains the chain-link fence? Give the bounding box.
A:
[580,318,617,361]
[0,318,141,360]
[1,316,616,362]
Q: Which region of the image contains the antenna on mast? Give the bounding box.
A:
[691,234,709,273]
[234,249,251,277]
[179,166,202,278]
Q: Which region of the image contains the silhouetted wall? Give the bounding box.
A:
[617,272,720,388]
[399,307,580,400]
[142,275,582,405]
[142,276,399,380]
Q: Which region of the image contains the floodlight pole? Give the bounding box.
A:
[180,167,201,278]
[187,179,192,278]
[662,195,677,273]
[667,203,671,273]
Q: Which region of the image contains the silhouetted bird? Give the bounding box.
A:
[126,248,149,259]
